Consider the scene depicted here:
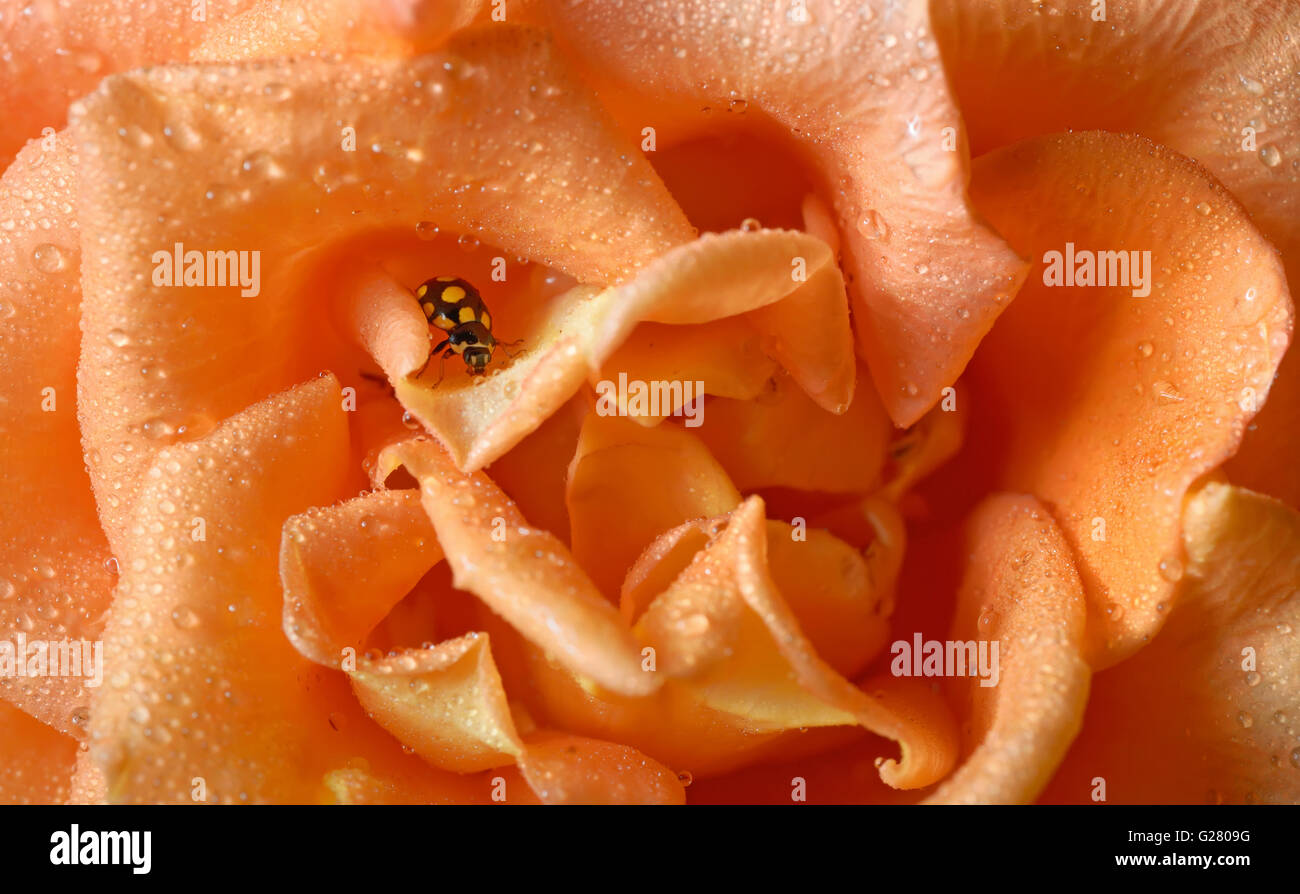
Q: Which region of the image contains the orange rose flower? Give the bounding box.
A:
[0,0,1296,806]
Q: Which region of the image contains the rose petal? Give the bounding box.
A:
[694,364,890,494]
[484,395,585,542]
[89,376,437,802]
[0,0,257,163]
[595,317,778,423]
[925,495,1090,804]
[0,141,115,735]
[323,764,532,805]
[517,733,686,805]
[933,0,1299,277]
[192,0,483,61]
[543,0,1028,424]
[966,131,1292,665]
[583,230,853,414]
[346,633,684,802]
[525,495,951,784]
[637,496,956,788]
[388,282,605,469]
[1044,483,1300,804]
[349,634,524,772]
[71,24,693,544]
[0,701,76,804]
[879,395,966,503]
[67,747,108,805]
[763,520,891,679]
[567,410,741,599]
[281,488,443,668]
[377,437,656,696]
[933,0,1300,508]
[361,228,850,470]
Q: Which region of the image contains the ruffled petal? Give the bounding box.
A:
[695,364,890,494]
[640,497,955,788]
[88,376,436,802]
[596,317,778,422]
[349,634,524,772]
[926,495,1090,804]
[933,0,1300,508]
[0,701,76,804]
[377,437,655,696]
[281,488,443,668]
[543,0,1028,424]
[764,520,891,679]
[70,24,692,546]
[567,410,741,599]
[532,496,955,787]
[1044,483,1300,804]
[485,396,585,542]
[0,0,257,163]
[360,228,850,470]
[345,634,684,802]
[966,131,1292,665]
[0,141,115,735]
[517,733,686,805]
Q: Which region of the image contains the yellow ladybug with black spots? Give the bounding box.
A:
[413,276,517,380]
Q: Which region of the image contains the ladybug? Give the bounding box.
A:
[412,276,519,381]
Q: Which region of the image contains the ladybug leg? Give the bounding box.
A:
[415,338,449,380]
[498,338,525,359]
[430,348,454,387]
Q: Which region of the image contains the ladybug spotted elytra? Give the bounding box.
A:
[412,276,520,381]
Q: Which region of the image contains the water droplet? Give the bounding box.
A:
[163,120,204,152]
[31,243,67,274]
[677,770,694,786]
[456,233,480,252]
[171,607,200,630]
[262,82,293,102]
[740,217,761,232]
[1245,671,1261,687]
[58,46,104,73]
[1157,555,1184,582]
[680,613,710,636]
[1195,202,1213,216]
[1238,74,1266,96]
[106,329,130,347]
[1291,747,1300,769]
[1273,711,1287,724]
[401,411,421,430]
[1152,380,1184,404]
[1259,144,1282,167]
[857,209,890,242]
[415,221,440,240]
[1238,711,1254,729]
[1137,341,1154,357]
[1105,602,1125,621]
[240,150,285,180]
